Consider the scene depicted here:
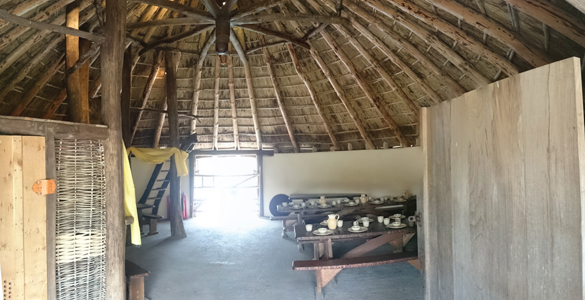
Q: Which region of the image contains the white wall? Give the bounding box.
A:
[130,157,191,219]
[263,147,423,215]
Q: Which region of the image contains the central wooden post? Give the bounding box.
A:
[66,0,89,123]
[165,51,187,238]
[101,0,126,297]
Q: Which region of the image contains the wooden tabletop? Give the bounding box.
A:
[277,201,405,215]
[294,221,416,242]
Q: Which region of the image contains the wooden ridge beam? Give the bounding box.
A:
[361,0,491,87]
[426,0,549,67]
[230,29,262,149]
[342,0,466,96]
[319,29,409,147]
[505,0,585,49]
[11,54,65,116]
[233,13,350,26]
[227,54,240,149]
[287,44,339,150]
[0,8,104,43]
[385,0,519,75]
[307,40,375,150]
[236,24,310,49]
[132,0,214,21]
[139,24,214,55]
[212,55,220,150]
[260,35,299,153]
[131,51,163,144]
[127,17,214,30]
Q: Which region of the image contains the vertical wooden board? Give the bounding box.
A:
[449,94,472,300]
[44,133,56,300]
[0,137,17,300]
[419,108,428,296]
[489,74,527,300]
[11,137,24,300]
[542,58,582,298]
[21,136,47,300]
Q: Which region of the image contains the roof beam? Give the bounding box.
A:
[191,30,216,133]
[425,0,549,67]
[43,88,68,119]
[307,40,376,150]
[227,55,240,150]
[127,17,214,29]
[260,35,300,153]
[230,29,262,149]
[386,0,520,75]
[132,0,214,21]
[341,0,466,96]
[212,55,221,150]
[131,51,163,144]
[200,0,221,18]
[319,29,409,147]
[139,24,214,55]
[288,44,340,150]
[361,0,491,87]
[233,14,350,26]
[236,24,309,49]
[231,0,287,20]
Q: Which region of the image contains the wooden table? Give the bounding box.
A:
[295,221,416,259]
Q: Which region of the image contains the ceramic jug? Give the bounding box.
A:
[327,214,340,229]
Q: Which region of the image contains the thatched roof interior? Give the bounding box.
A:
[0,0,583,152]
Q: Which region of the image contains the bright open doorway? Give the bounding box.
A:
[193,155,260,221]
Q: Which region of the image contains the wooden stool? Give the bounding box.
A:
[142,214,162,236]
[125,260,150,300]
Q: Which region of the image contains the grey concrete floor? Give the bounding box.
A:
[126,209,424,300]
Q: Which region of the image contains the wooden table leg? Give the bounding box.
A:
[324,239,333,259]
[128,276,145,300]
[281,220,287,238]
[313,243,320,260]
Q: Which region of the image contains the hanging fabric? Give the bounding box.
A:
[123,143,141,246]
[126,146,189,176]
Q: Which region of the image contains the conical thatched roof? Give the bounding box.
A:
[0,0,583,152]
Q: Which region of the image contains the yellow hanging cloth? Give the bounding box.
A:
[126,146,189,176]
[123,143,141,246]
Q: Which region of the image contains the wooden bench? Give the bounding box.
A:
[142,213,162,236]
[293,251,418,298]
[125,260,150,300]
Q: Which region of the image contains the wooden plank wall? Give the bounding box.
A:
[422,57,585,300]
[0,136,47,300]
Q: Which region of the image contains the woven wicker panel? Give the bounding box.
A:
[55,139,106,300]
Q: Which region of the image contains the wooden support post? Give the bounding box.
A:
[101,0,126,296]
[122,48,132,146]
[213,55,221,150]
[307,41,375,150]
[152,100,167,149]
[66,0,88,123]
[79,38,91,114]
[165,50,187,238]
[131,51,163,143]
[260,35,299,152]
[287,44,339,150]
[227,55,240,149]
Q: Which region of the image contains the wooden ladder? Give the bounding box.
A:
[138,160,171,215]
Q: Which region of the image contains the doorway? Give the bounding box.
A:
[193,155,260,221]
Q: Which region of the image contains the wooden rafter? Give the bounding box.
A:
[307,40,375,150]
[426,0,549,67]
[227,54,240,149]
[212,55,220,150]
[0,8,104,43]
[11,54,65,116]
[319,29,409,147]
[132,0,213,21]
[386,0,520,76]
[245,40,288,54]
[131,51,163,143]
[342,0,466,96]
[233,14,350,26]
[138,24,214,55]
[43,88,67,119]
[236,24,309,49]
[505,0,585,49]
[127,17,214,29]
[287,44,339,150]
[260,35,299,153]
[0,0,57,29]
[302,23,328,40]
[190,29,216,133]
[230,29,263,149]
[360,0,491,87]
[200,0,221,17]
[231,0,287,20]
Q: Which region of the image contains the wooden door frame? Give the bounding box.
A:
[0,115,109,300]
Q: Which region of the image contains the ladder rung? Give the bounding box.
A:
[147,197,160,200]
[156,179,169,182]
[160,169,170,172]
[151,187,167,191]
